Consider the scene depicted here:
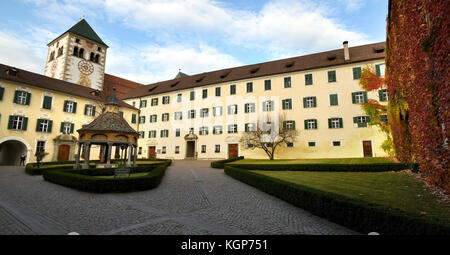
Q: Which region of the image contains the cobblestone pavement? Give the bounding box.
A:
[0,162,357,235]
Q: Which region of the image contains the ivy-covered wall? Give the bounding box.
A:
[387,0,449,193]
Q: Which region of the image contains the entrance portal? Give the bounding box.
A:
[148,146,156,159]
[228,144,239,159]
[58,145,70,161]
[0,139,29,165]
[186,141,195,158]
[362,140,373,157]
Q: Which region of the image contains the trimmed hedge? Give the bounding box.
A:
[224,166,450,235]
[210,156,244,169]
[43,162,170,193]
[227,162,419,172]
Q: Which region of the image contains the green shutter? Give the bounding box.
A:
[92,106,96,116]
[25,92,31,105]
[353,67,361,79]
[245,104,249,113]
[304,120,308,130]
[131,114,136,123]
[313,97,317,107]
[84,105,88,115]
[60,122,65,133]
[303,98,307,108]
[48,120,53,133]
[339,118,343,128]
[72,102,77,113]
[352,92,356,104]
[353,117,358,123]
[22,117,28,130]
[63,101,68,112]
[366,116,371,122]
[36,119,42,132]
[376,64,381,76]
[314,119,317,129]
[292,121,296,130]
[43,96,52,109]
[13,91,19,104]
[8,116,14,129]
[330,94,338,106]
[328,119,332,129]
[0,87,4,100]
[363,92,368,103]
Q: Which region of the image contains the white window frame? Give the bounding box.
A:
[177,94,182,103]
[355,92,365,104]
[213,106,223,116]
[63,122,71,134]
[228,124,238,134]
[306,97,315,108]
[162,113,169,122]
[331,118,340,129]
[174,111,182,120]
[228,105,237,115]
[66,101,74,113]
[40,119,49,132]
[12,116,24,130]
[149,130,157,138]
[213,125,223,134]
[150,114,157,123]
[17,91,27,105]
[306,119,316,130]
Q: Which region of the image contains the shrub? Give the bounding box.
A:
[210,156,244,169]
[224,166,450,235]
[43,162,170,193]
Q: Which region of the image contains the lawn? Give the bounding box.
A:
[230,157,395,165]
[252,170,450,221]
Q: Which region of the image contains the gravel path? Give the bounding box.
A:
[0,161,357,235]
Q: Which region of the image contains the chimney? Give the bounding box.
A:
[343,41,350,61]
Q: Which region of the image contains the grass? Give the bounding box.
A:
[251,170,450,221]
[231,157,395,165]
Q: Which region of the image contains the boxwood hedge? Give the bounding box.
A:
[42,161,170,193]
[227,162,419,172]
[224,166,450,235]
[210,156,244,169]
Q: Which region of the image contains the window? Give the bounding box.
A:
[138,147,142,155]
[61,122,74,134]
[98,47,102,52]
[36,141,46,154]
[381,115,388,123]
[328,118,343,129]
[228,105,237,115]
[304,119,318,130]
[215,145,220,153]
[78,48,84,58]
[42,96,52,110]
[286,142,294,148]
[175,146,180,154]
[201,145,206,153]
[188,110,196,119]
[90,52,95,62]
[282,99,292,110]
[0,86,4,101]
[213,106,223,116]
[329,94,339,106]
[213,126,223,134]
[263,100,274,112]
[131,114,136,123]
[264,80,271,90]
[375,64,385,77]
[84,105,95,116]
[305,74,313,85]
[230,84,236,95]
[353,67,362,79]
[246,82,253,93]
[149,130,157,138]
[175,129,181,137]
[174,111,183,120]
[328,70,337,82]
[215,87,221,97]
[132,102,136,107]
[161,130,169,138]
[139,116,146,124]
[245,123,256,132]
[332,141,342,147]
[162,146,166,154]
[303,97,317,108]
[353,116,370,127]
[14,90,30,105]
[8,115,27,130]
[177,94,182,103]
[162,113,169,122]
[140,100,147,108]
[150,114,157,123]
[200,108,209,118]
[138,131,144,138]
[284,77,292,88]
[283,120,296,130]
[308,141,316,147]
[64,100,77,113]
[199,127,209,135]
[151,98,158,106]
[352,91,368,104]
[73,46,79,56]
[379,89,388,102]
[202,89,208,99]
[119,111,124,118]
[190,91,195,101]
[36,119,52,133]
[245,103,255,113]
[75,38,80,44]
[95,54,100,63]
[57,47,64,57]
[228,124,238,133]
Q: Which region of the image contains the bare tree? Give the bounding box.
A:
[239,114,298,160]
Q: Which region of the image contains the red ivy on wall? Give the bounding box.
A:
[387,0,449,193]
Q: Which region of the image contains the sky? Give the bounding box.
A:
[0,0,388,84]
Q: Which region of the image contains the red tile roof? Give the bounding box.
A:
[103,73,143,99]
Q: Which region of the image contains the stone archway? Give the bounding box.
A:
[0,137,31,165]
[53,134,77,162]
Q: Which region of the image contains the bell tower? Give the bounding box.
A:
[44,19,108,90]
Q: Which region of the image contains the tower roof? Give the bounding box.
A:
[48,19,108,47]
[174,70,189,79]
[105,88,121,106]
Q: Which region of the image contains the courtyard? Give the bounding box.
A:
[0,160,355,235]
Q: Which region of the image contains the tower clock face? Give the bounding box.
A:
[78,60,94,75]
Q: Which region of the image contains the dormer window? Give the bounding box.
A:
[327,54,336,61]
[220,71,230,79]
[195,76,206,83]
[285,61,294,68]
[5,68,18,76]
[374,46,385,53]
[250,67,260,74]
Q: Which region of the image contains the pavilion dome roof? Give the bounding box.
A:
[77,111,137,134]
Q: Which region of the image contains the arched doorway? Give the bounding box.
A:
[57,145,70,161]
[0,137,31,166]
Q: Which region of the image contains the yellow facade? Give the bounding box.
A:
[124,60,387,160]
[0,79,138,164]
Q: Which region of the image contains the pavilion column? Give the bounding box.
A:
[133,145,137,167]
[106,142,113,166]
[74,142,82,169]
[83,142,91,169]
[127,144,132,167]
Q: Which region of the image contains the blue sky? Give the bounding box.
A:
[0,0,388,84]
